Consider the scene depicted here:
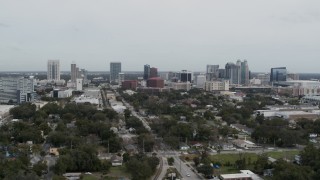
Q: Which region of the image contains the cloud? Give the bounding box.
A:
[0,22,9,28]
[280,12,320,24]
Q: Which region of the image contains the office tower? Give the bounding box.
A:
[240,60,250,85]
[225,62,240,85]
[71,63,77,83]
[270,67,287,82]
[150,67,158,78]
[110,62,121,83]
[76,78,83,91]
[47,60,60,80]
[206,65,219,81]
[179,70,193,82]
[144,64,150,80]
[218,69,226,79]
[0,77,35,103]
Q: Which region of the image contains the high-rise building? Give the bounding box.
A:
[287,73,299,81]
[270,67,287,82]
[225,62,240,85]
[71,63,77,83]
[144,64,150,80]
[206,65,219,81]
[150,67,158,78]
[110,62,121,83]
[240,60,250,85]
[47,60,60,80]
[0,77,35,103]
[179,70,193,82]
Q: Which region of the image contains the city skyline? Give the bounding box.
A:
[1,0,320,73]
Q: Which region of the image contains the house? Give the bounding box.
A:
[230,124,253,135]
[180,143,190,151]
[49,148,59,156]
[232,139,261,149]
[111,155,123,166]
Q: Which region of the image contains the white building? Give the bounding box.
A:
[0,77,35,103]
[169,82,192,91]
[47,60,60,80]
[196,74,206,89]
[205,80,229,91]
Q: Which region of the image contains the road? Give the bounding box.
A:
[122,99,151,131]
[156,150,203,180]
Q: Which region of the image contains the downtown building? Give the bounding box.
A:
[225,60,249,85]
[270,67,287,82]
[110,62,121,83]
[47,60,60,81]
[0,77,35,103]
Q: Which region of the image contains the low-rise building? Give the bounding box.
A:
[111,155,123,166]
[220,170,262,180]
[205,80,229,91]
[233,139,261,149]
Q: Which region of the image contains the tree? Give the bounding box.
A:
[197,164,213,177]
[254,153,269,174]
[32,161,48,176]
[168,157,174,166]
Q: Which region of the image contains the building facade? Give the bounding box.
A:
[204,80,229,91]
[150,67,158,78]
[71,63,77,83]
[225,62,240,85]
[206,64,219,81]
[143,64,150,80]
[147,77,164,88]
[110,62,121,83]
[47,60,60,80]
[240,60,249,85]
[0,77,35,103]
[270,67,287,82]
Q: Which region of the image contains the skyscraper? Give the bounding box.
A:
[225,62,240,85]
[240,60,249,85]
[47,60,60,80]
[110,62,121,83]
[270,67,287,82]
[144,64,150,80]
[71,63,77,83]
[206,65,219,81]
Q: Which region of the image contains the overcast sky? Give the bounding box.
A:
[0,0,320,73]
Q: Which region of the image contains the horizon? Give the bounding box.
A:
[1,0,320,72]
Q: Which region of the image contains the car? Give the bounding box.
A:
[85,172,92,175]
[186,173,190,177]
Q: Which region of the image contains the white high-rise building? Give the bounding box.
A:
[205,80,229,91]
[110,62,121,83]
[47,60,60,80]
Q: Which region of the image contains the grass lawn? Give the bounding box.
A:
[209,153,258,165]
[266,150,300,161]
[82,175,99,180]
[107,166,131,179]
